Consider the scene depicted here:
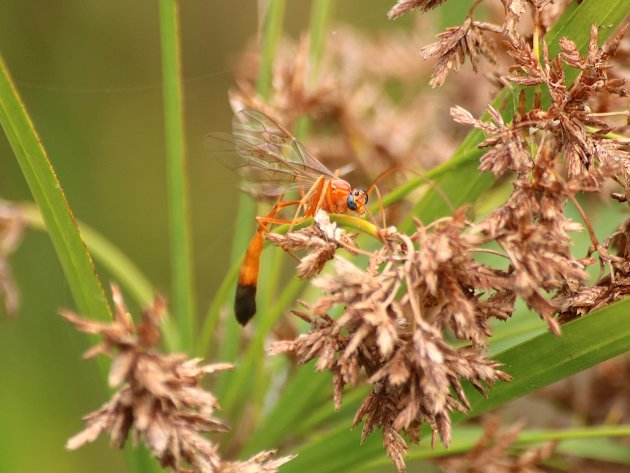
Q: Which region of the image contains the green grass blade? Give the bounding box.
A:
[242,367,331,456]
[196,259,240,356]
[556,437,630,465]
[0,55,110,321]
[159,0,196,351]
[214,0,287,399]
[219,0,336,442]
[281,298,630,473]
[256,0,286,100]
[467,301,630,414]
[221,276,303,406]
[361,425,630,471]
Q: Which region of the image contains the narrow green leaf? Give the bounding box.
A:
[556,437,630,465]
[242,367,330,456]
[196,259,240,356]
[363,425,630,471]
[214,0,287,401]
[256,0,286,100]
[0,55,110,320]
[223,0,337,445]
[159,0,196,351]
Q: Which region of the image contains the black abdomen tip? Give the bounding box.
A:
[235,284,257,325]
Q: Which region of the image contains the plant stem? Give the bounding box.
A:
[159,0,196,352]
[264,0,333,314]
[0,56,111,321]
[294,0,334,138]
[256,0,286,99]
[214,0,286,397]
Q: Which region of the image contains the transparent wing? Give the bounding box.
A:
[206,109,335,196]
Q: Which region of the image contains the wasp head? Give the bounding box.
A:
[346,188,369,215]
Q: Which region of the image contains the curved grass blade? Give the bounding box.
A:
[159,0,196,352]
[0,55,110,320]
[360,425,630,471]
[0,48,162,473]
[20,202,180,351]
[213,0,287,403]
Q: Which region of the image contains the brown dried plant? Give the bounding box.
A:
[231,16,496,182]
[419,17,501,88]
[269,211,513,471]
[61,285,293,473]
[211,0,630,471]
[388,0,449,19]
[435,417,556,473]
[257,2,630,471]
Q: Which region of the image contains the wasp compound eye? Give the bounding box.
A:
[347,194,357,211]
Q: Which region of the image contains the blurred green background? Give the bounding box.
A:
[0,1,439,471]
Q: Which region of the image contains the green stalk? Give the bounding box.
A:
[363,425,630,470]
[256,0,286,99]
[214,0,286,396]
[159,0,196,352]
[0,55,110,321]
[262,0,333,319]
[195,259,240,356]
[294,0,334,138]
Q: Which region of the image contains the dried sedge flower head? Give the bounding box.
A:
[435,416,555,473]
[554,218,630,323]
[61,284,293,473]
[419,18,500,88]
[270,212,514,471]
[450,22,630,328]
[265,23,630,470]
[501,0,527,37]
[247,2,630,471]
[0,201,26,317]
[451,105,531,176]
[265,210,357,280]
[388,0,448,19]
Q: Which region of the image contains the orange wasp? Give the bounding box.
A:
[210,109,372,325]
